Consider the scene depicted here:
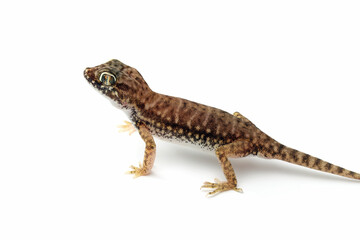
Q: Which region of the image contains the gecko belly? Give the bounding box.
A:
[152,131,216,152]
[146,123,218,152]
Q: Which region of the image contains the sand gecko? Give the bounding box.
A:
[84,59,360,195]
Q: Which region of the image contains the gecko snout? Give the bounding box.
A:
[84,68,94,81]
[84,68,90,77]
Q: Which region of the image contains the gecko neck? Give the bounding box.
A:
[114,75,154,110]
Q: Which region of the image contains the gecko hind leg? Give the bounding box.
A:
[233,111,253,125]
[233,111,243,118]
[117,120,136,135]
[201,140,254,196]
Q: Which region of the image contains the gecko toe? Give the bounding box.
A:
[201,179,243,196]
[118,120,136,135]
[126,163,148,178]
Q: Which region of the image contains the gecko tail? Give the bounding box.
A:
[259,140,360,180]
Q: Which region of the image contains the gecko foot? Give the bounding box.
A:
[201,178,243,196]
[117,120,136,135]
[126,163,149,178]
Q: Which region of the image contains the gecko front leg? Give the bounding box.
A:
[201,140,254,196]
[127,124,156,178]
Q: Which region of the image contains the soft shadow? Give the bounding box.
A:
[163,146,219,170]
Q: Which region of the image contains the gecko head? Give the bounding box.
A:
[84,59,151,109]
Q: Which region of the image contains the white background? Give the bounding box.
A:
[1,0,359,239]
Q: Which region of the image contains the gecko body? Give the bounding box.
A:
[84,59,360,195]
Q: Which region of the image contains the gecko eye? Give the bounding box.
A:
[99,72,116,86]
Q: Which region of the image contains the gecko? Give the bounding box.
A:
[84,59,360,195]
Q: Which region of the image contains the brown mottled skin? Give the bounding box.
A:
[84,59,360,195]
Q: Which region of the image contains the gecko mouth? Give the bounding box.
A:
[83,67,104,92]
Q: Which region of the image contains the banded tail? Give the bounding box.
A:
[260,139,360,180]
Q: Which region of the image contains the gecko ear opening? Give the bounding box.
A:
[99,72,117,86]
